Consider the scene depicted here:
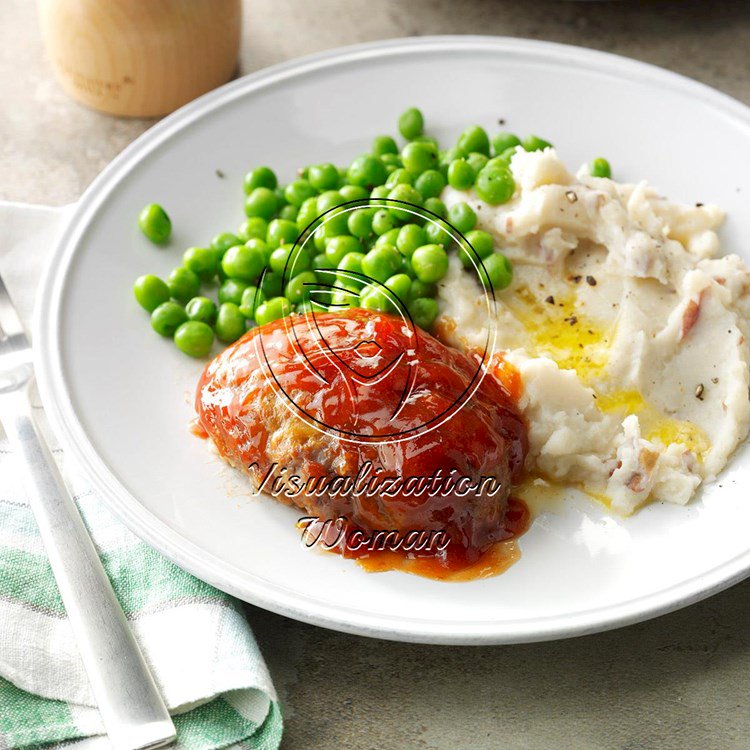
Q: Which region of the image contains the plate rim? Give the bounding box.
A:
[34,34,750,645]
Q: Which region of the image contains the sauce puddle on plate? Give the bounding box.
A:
[302,496,531,582]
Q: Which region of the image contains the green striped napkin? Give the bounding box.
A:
[0,202,283,750]
[0,443,283,750]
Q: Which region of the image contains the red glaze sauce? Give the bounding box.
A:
[330,496,530,580]
[196,309,529,580]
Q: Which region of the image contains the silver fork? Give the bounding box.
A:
[0,272,176,750]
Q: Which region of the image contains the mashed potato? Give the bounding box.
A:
[438,148,750,514]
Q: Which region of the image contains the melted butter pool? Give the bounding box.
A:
[596,390,710,461]
[503,284,710,476]
[503,286,610,384]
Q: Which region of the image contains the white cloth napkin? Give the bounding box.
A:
[0,202,282,750]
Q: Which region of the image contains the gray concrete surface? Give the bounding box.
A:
[2,1,750,747]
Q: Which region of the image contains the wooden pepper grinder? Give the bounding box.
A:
[38,0,241,117]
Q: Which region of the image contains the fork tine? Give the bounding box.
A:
[0,271,27,342]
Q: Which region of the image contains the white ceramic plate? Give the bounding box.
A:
[36,37,750,644]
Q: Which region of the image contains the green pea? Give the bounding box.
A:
[297,197,321,232]
[414,169,445,199]
[424,220,451,246]
[339,184,369,202]
[237,218,268,242]
[284,179,317,207]
[485,152,514,171]
[459,229,495,268]
[396,224,427,257]
[243,166,277,194]
[218,279,249,305]
[372,135,398,156]
[380,153,402,169]
[467,229,495,257]
[372,208,396,236]
[590,157,612,178]
[523,135,553,152]
[388,184,422,222]
[362,245,402,283]
[221,243,265,282]
[423,197,447,218]
[447,202,477,234]
[375,227,401,249]
[361,286,392,313]
[408,297,439,330]
[244,237,271,265]
[185,296,217,325]
[133,274,170,312]
[255,297,292,326]
[167,267,200,304]
[138,204,171,244]
[266,218,299,250]
[312,253,335,282]
[466,152,489,174]
[347,208,373,238]
[457,126,490,157]
[313,225,328,253]
[151,301,187,336]
[401,141,438,175]
[328,288,361,312]
[284,270,318,305]
[245,187,278,220]
[211,232,242,255]
[321,210,350,239]
[308,163,340,191]
[401,253,415,277]
[440,147,462,166]
[410,279,437,300]
[347,155,387,189]
[215,303,246,342]
[398,107,424,140]
[385,168,412,189]
[312,251,333,267]
[174,321,214,358]
[337,251,366,282]
[182,246,217,282]
[337,251,364,273]
[412,135,439,148]
[330,284,362,310]
[281,204,299,222]
[269,245,311,276]
[447,159,476,191]
[385,273,411,307]
[369,186,389,204]
[259,270,283,298]
[411,244,449,283]
[492,132,521,156]
[325,235,363,266]
[480,253,514,290]
[238,286,266,318]
[475,166,515,205]
[317,190,345,215]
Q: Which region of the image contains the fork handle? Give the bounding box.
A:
[3,385,176,750]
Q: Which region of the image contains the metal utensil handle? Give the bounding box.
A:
[3,387,176,750]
